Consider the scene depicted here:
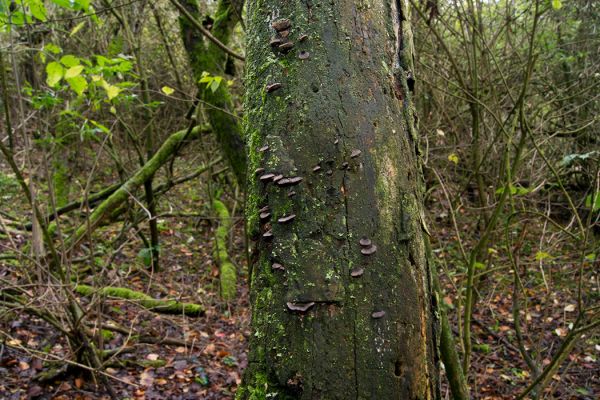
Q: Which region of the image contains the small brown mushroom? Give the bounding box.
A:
[259,205,270,213]
[371,310,386,319]
[279,29,290,38]
[326,169,333,175]
[334,138,339,145]
[254,167,265,175]
[273,174,284,182]
[312,165,321,172]
[298,34,308,42]
[263,230,273,239]
[260,212,271,220]
[287,190,296,197]
[298,51,310,60]
[361,244,377,255]
[266,83,282,93]
[272,18,291,32]
[287,301,315,312]
[341,162,349,169]
[350,149,362,158]
[350,267,364,277]
[278,214,296,224]
[259,145,270,152]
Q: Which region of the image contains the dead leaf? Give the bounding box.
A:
[140,369,155,387]
[75,377,84,389]
[564,304,576,312]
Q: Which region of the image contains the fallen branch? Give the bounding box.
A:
[67,125,208,250]
[74,285,204,316]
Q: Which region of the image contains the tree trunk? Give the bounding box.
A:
[240,1,440,399]
[178,0,246,184]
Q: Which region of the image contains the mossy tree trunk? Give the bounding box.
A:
[178,0,246,184]
[240,1,440,399]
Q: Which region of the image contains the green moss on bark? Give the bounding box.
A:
[213,199,237,300]
[75,285,204,316]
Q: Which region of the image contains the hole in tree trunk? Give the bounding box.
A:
[394,360,402,377]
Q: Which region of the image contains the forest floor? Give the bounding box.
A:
[0,163,598,400]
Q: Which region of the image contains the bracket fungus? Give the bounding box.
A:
[359,237,372,247]
[260,173,275,182]
[286,301,315,312]
[272,18,291,32]
[272,263,285,271]
[350,149,362,158]
[277,176,303,187]
[266,83,282,93]
[278,42,295,52]
[278,214,296,224]
[361,244,377,255]
[270,37,284,47]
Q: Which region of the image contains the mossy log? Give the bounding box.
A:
[75,285,204,316]
[67,125,207,250]
[213,199,236,300]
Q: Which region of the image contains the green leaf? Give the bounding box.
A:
[75,0,90,11]
[585,193,600,211]
[46,62,64,87]
[552,0,562,10]
[448,153,459,164]
[28,0,47,21]
[560,151,598,167]
[584,253,596,261]
[100,80,121,100]
[209,79,221,93]
[66,76,87,96]
[69,20,86,36]
[138,247,158,267]
[64,65,84,79]
[44,43,62,54]
[51,0,75,8]
[60,55,80,67]
[161,86,175,95]
[495,185,530,196]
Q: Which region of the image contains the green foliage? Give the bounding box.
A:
[199,71,225,93]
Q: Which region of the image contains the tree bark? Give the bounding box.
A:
[240,1,440,399]
[178,0,247,184]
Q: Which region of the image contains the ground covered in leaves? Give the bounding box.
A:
[0,164,598,399]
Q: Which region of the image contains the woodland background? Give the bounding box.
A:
[0,0,598,399]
